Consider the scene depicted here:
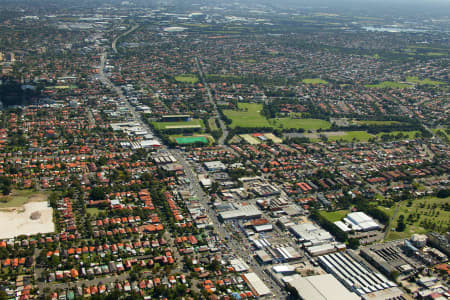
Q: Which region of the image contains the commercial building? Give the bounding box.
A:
[241,272,272,297]
[219,204,262,221]
[161,115,191,122]
[204,161,227,172]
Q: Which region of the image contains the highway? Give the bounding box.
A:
[112,25,139,54]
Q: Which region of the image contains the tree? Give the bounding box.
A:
[396,220,406,232]
[90,187,106,200]
[347,238,360,249]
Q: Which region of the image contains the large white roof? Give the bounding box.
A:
[284,274,359,300]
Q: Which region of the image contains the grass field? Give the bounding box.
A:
[86,207,101,216]
[0,190,48,209]
[406,76,445,86]
[365,81,412,89]
[48,85,78,89]
[427,52,446,57]
[302,78,328,84]
[208,118,218,131]
[327,131,373,142]
[224,103,330,130]
[319,210,349,222]
[433,128,449,141]
[307,130,419,142]
[376,131,420,139]
[175,74,198,84]
[223,103,271,128]
[354,120,401,125]
[152,119,204,130]
[385,196,450,241]
[206,74,241,80]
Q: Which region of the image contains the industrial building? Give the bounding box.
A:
[289,223,334,246]
[360,239,425,279]
[283,274,360,300]
[334,211,380,232]
[318,252,396,296]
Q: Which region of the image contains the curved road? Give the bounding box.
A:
[112,24,139,54]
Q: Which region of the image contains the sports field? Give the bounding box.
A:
[175,136,209,144]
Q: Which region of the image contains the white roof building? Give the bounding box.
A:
[343,212,380,232]
[284,274,359,300]
[289,223,334,246]
[242,272,272,297]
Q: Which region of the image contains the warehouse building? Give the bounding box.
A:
[284,274,359,300]
[255,250,272,264]
[318,251,396,296]
[335,212,380,232]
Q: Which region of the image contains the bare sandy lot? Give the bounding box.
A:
[0,202,54,239]
[240,134,260,145]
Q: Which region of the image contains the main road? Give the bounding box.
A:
[195,57,229,145]
[96,27,282,298]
